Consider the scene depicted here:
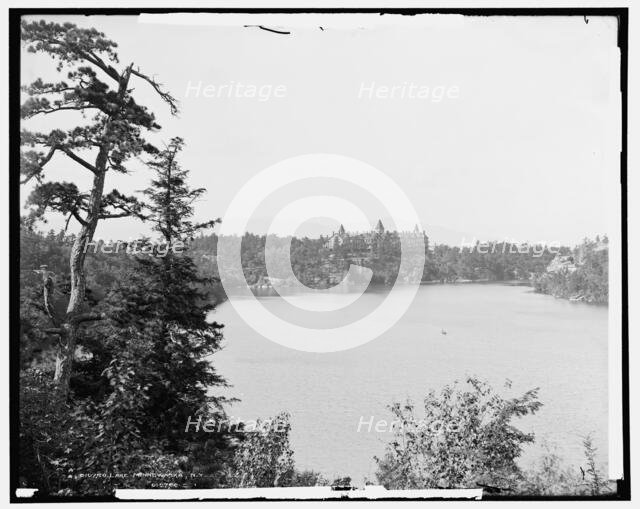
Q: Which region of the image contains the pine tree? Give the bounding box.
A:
[20,20,178,396]
[101,138,228,449]
[39,138,237,491]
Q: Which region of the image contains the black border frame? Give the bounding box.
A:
[8,6,630,503]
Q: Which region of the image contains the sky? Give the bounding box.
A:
[20,13,621,246]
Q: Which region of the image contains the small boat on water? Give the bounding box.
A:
[441,329,448,335]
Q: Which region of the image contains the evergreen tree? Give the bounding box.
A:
[100,138,228,448]
[53,138,235,491]
[20,20,178,396]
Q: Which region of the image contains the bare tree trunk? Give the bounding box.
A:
[51,67,132,398]
[52,152,107,397]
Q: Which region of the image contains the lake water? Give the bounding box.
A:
[208,284,608,484]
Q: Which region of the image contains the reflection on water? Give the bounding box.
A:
[208,284,608,484]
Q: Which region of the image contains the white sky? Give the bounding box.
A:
[20,13,621,245]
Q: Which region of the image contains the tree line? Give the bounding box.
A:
[532,238,608,304]
[188,233,607,292]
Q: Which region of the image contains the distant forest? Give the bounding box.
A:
[21,225,609,326]
[190,232,608,303]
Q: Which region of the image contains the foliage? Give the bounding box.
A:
[21,19,179,395]
[189,233,569,292]
[19,368,186,495]
[518,443,584,496]
[533,237,608,304]
[20,19,173,223]
[581,435,609,495]
[224,412,327,488]
[518,438,612,496]
[225,412,295,487]
[75,138,231,458]
[18,140,235,495]
[374,377,542,491]
[423,242,561,283]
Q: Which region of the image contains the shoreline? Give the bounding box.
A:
[420,279,531,286]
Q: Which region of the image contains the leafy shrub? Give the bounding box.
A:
[375,377,542,491]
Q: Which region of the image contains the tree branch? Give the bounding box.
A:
[70,208,88,227]
[71,312,105,324]
[98,212,127,219]
[20,171,40,185]
[98,212,139,219]
[25,105,99,117]
[61,148,98,174]
[83,49,121,82]
[20,146,57,184]
[34,266,61,328]
[131,68,179,115]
